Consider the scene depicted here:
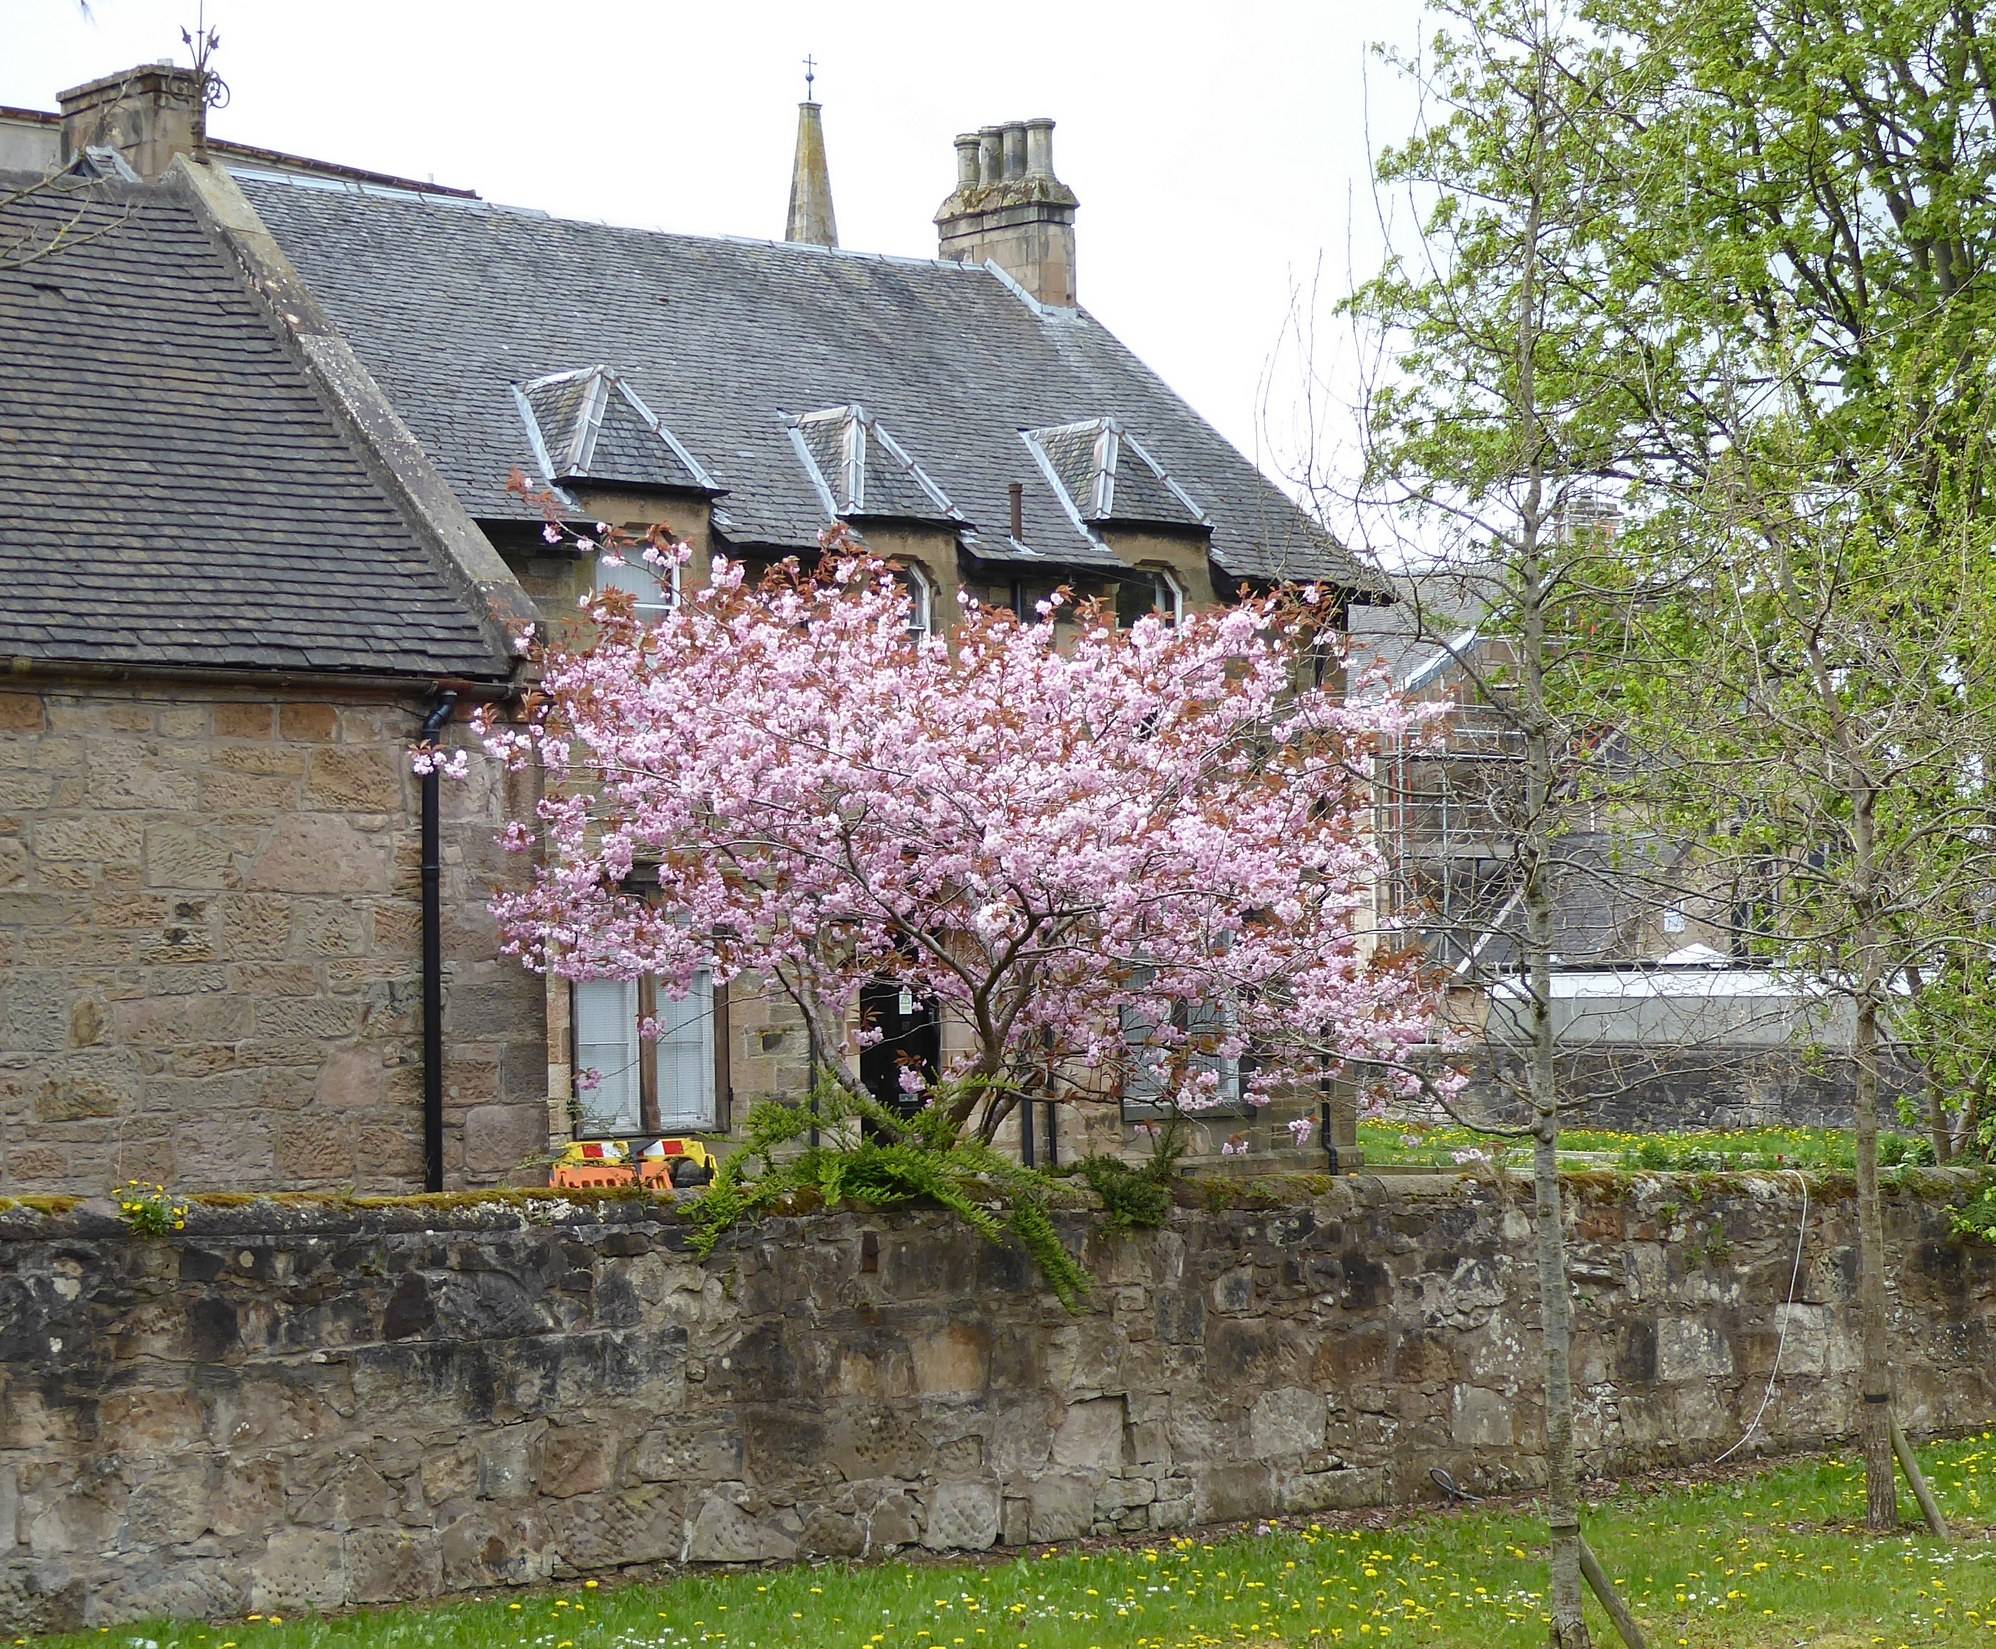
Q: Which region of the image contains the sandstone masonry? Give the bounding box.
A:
[2,1172,1992,1631]
[0,685,546,1195]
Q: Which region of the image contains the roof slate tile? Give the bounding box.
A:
[0,171,513,680]
[236,174,1367,588]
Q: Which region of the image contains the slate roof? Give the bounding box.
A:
[235,172,1371,588]
[0,171,513,679]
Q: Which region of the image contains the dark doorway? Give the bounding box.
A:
[858,977,941,1122]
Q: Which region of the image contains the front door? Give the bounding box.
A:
[858,977,941,1120]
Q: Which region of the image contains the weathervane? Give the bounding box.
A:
[804,54,817,101]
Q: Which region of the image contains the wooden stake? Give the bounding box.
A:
[1577,1535,1649,1649]
[1890,1416,1951,1540]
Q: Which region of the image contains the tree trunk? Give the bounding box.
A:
[1513,55,1588,1642]
[1533,1112,1591,1645]
[1520,621,1589,1642]
[1851,987,1900,1531]
[1526,824,1590,1644]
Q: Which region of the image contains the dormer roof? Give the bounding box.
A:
[786,403,963,525]
[1022,417,1209,536]
[516,366,720,496]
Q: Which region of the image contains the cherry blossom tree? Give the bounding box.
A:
[470,526,1446,1151]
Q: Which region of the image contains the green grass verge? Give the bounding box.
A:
[1353,1119,1928,1174]
[18,1438,1996,1648]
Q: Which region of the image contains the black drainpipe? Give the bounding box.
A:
[419,690,458,1192]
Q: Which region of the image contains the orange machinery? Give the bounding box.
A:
[549,1137,717,1191]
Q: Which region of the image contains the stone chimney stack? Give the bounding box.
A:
[934,116,1078,308]
[784,98,839,248]
[58,62,206,182]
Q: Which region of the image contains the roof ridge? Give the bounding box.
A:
[232,167,1066,284]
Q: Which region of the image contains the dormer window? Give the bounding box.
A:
[594,547,678,624]
[515,367,719,497]
[1116,568,1182,628]
[786,405,964,525]
[1021,418,1211,548]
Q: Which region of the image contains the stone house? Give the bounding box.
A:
[2,64,1380,1189]
[0,127,550,1195]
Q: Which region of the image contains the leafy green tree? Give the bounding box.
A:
[1574,0,1996,1533]
[1354,0,1995,1569]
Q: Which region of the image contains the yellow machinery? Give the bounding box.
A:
[550,1137,716,1191]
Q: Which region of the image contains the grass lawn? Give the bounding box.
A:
[1353,1118,1914,1174]
[20,1438,1995,1649]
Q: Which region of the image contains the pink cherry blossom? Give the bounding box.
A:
[475,525,1451,1146]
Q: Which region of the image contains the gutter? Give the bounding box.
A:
[2,653,513,699]
[418,690,459,1192]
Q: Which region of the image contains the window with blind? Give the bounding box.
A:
[571,972,717,1135]
[1118,971,1244,1119]
[593,547,678,623]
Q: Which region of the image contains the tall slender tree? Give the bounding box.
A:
[1343,4,1667,1640]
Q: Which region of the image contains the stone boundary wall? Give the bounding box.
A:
[3,1172,1993,1631]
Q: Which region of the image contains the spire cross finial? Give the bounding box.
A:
[803,54,817,100]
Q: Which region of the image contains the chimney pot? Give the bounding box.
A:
[1024,118,1055,177]
[57,62,205,182]
[976,126,1004,186]
[953,133,980,188]
[1001,122,1028,180]
[937,116,1080,307]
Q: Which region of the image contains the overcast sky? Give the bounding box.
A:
[9,0,1427,506]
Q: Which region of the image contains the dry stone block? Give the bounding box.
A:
[439,1507,549,1589]
[1051,1396,1124,1473]
[684,1491,799,1563]
[1250,1387,1326,1457]
[921,1478,1001,1551]
[306,748,406,814]
[250,815,388,894]
[1449,1385,1515,1447]
[462,1102,550,1177]
[0,691,45,732]
[344,1529,442,1605]
[250,1528,346,1613]
[278,703,338,742]
[1657,1317,1736,1381]
[1025,1472,1096,1541]
[143,823,237,889]
[548,1485,686,1570]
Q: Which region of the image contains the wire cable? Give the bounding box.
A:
[1711,1170,1809,1464]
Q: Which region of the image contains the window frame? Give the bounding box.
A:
[592,543,681,623]
[1116,567,1184,629]
[1117,968,1248,1122]
[904,563,934,644]
[570,970,721,1138]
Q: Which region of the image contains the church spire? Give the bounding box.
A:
[784,56,839,248]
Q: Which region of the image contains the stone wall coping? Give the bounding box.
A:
[1,1166,1984,1245]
